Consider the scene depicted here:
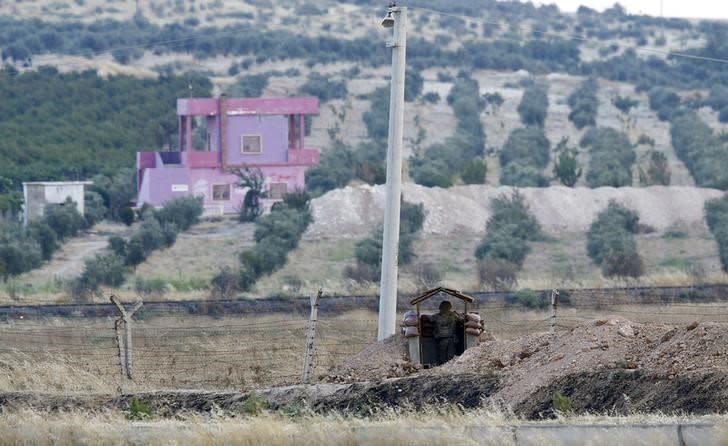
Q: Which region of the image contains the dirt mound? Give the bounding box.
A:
[323,334,418,383]
[324,319,728,411]
[307,184,723,238]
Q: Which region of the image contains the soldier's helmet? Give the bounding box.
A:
[439,300,452,311]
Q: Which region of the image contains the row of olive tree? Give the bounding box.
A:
[344,199,425,284]
[410,74,487,188]
[72,196,203,299]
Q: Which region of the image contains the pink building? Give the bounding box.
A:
[136,96,320,214]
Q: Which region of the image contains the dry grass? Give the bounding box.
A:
[2,302,728,393]
[0,407,725,446]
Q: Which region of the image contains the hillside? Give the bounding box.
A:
[0,0,727,302]
[4,184,726,304]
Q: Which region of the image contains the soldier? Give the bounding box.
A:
[430,300,462,365]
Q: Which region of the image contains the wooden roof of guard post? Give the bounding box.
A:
[409,286,476,305]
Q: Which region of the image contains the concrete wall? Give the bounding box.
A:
[22,182,88,225]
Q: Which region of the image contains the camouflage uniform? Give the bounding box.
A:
[430,311,461,365]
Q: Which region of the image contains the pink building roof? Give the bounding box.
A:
[177,97,319,116]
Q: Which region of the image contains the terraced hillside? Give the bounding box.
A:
[0,0,727,303]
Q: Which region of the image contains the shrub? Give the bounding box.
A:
[475,192,542,274]
[404,68,424,102]
[83,190,107,226]
[410,75,485,187]
[612,95,639,114]
[44,198,86,240]
[79,252,127,291]
[0,224,43,281]
[299,72,347,102]
[582,127,635,188]
[670,109,728,189]
[127,397,152,420]
[154,196,203,231]
[552,392,572,413]
[705,196,728,271]
[119,207,135,226]
[499,126,551,187]
[552,138,582,187]
[460,159,487,184]
[226,74,269,97]
[638,150,671,186]
[422,92,440,104]
[236,197,313,291]
[210,266,239,299]
[134,276,167,297]
[345,199,425,283]
[567,78,598,129]
[27,221,59,261]
[587,201,643,278]
[517,84,548,127]
[648,87,681,121]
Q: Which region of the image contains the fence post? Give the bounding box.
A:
[111,295,143,381]
[550,289,559,335]
[301,288,322,384]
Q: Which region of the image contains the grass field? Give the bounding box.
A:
[0,407,725,446]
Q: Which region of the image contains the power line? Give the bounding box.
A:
[406,4,728,65]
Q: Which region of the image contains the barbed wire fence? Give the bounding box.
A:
[1,287,728,390]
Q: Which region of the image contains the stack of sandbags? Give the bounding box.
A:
[402,310,419,338]
[465,313,484,336]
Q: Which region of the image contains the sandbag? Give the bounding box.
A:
[465,327,482,336]
[404,326,420,338]
[403,311,418,326]
[465,313,481,323]
[465,320,481,329]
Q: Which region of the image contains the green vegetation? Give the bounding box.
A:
[670,109,728,189]
[704,196,728,271]
[344,199,425,283]
[475,193,542,290]
[552,138,582,187]
[567,78,598,129]
[638,150,671,186]
[305,140,386,197]
[517,84,548,127]
[552,392,572,413]
[612,95,639,114]
[0,67,210,187]
[234,192,313,292]
[0,198,92,281]
[586,201,644,278]
[581,127,635,187]
[410,75,486,188]
[648,87,681,121]
[72,196,203,299]
[299,73,347,102]
[499,126,550,187]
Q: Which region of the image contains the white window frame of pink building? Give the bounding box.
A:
[211,184,231,201]
[241,134,262,154]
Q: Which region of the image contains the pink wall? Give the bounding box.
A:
[137,165,307,214]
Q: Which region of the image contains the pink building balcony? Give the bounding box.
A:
[183,151,221,168]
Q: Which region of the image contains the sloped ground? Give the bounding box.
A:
[315,318,728,417]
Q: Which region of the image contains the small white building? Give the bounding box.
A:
[22,181,92,226]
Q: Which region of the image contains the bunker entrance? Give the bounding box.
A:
[403,287,484,367]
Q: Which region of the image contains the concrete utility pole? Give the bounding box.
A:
[378,4,407,341]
